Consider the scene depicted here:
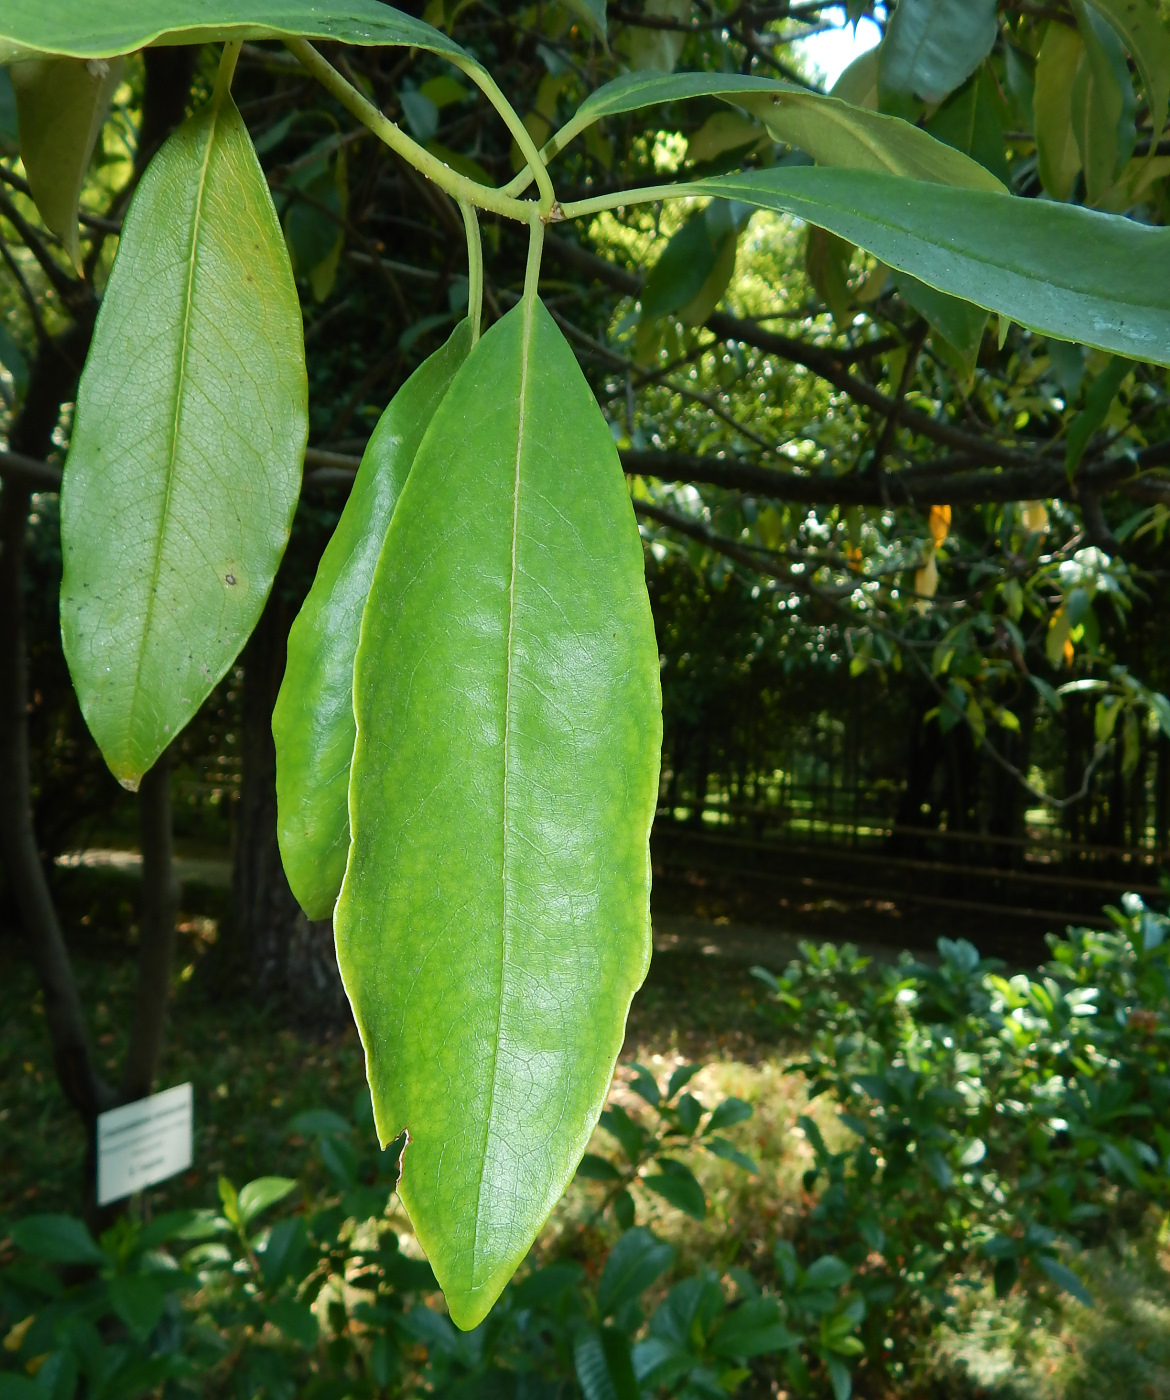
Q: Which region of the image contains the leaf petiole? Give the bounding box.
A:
[282,38,534,222]
[447,56,557,216]
[524,205,545,310]
[212,40,243,109]
[459,198,483,344]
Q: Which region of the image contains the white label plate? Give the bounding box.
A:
[97,1082,193,1206]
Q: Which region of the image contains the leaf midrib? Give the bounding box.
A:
[126,104,219,754]
[471,295,536,1285]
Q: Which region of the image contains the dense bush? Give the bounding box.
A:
[1,1066,859,1400]
[753,893,1170,1392]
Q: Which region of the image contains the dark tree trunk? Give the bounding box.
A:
[234,589,348,1026]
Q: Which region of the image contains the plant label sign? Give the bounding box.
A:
[97,1083,193,1206]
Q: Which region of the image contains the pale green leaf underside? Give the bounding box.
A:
[337,301,661,1331]
[273,321,472,921]
[60,95,307,787]
[0,0,465,64]
[556,72,1001,190]
[9,56,123,270]
[688,165,1170,364]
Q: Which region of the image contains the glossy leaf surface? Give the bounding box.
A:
[0,0,465,63]
[273,322,471,920]
[1084,0,1170,140]
[737,89,1004,190]
[688,165,1170,365]
[1035,22,1084,200]
[337,296,661,1330]
[879,0,998,103]
[60,96,306,787]
[562,72,1001,189]
[9,55,123,270]
[1071,0,1136,205]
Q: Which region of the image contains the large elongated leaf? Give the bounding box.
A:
[685,165,1170,365]
[273,322,471,920]
[0,0,465,64]
[60,95,306,788]
[556,72,1002,189]
[9,55,123,270]
[1071,0,1136,205]
[879,0,998,104]
[737,88,1003,190]
[336,296,661,1330]
[1035,22,1085,201]
[1084,0,1170,141]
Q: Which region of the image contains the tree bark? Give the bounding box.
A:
[0,322,108,1125]
[120,748,179,1102]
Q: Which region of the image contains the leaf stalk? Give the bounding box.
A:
[459,198,483,344]
[282,38,535,223]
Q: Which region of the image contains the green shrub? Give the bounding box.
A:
[752,893,1170,1392]
[1,1064,849,1400]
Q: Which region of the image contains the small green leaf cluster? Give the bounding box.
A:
[753,895,1170,1386]
[577,1060,757,1227]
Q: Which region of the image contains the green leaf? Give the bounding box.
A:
[601,1104,647,1162]
[238,1176,297,1225]
[641,202,742,326]
[0,323,28,396]
[60,93,306,789]
[1035,22,1085,200]
[576,1153,623,1181]
[335,295,661,1330]
[803,1255,851,1290]
[710,1297,799,1358]
[0,70,18,154]
[274,322,470,919]
[288,1107,351,1137]
[737,88,1004,191]
[8,55,122,271]
[1071,0,1137,205]
[706,1136,758,1174]
[559,0,608,46]
[1084,0,1170,141]
[562,73,1001,190]
[824,1352,854,1400]
[878,0,998,103]
[832,48,878,108]
[925,65,1011,186]
[706,1096,752,1131]
[1036,1254,1093,1306]
[643,1159,706,1219]
[685,165,1170,365]
[9,1214,105,1265]
[0,0,466,63]
[892,270,988,383]
[597,1227,675,1317]
[260,1216,308,1288]
[267,1298,320,1347]
[1065,355,1130,471]
[665,1063,701,1099]
[574,1326,640,1400]
[283,145,348,303]
[108,1274,172,1340]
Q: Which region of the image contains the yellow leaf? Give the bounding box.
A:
[915,553,939,597]
[928,504,951,545]
[4,1315,34,1352]
[1063,637,1075,667]
[1020,500,1049,533]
